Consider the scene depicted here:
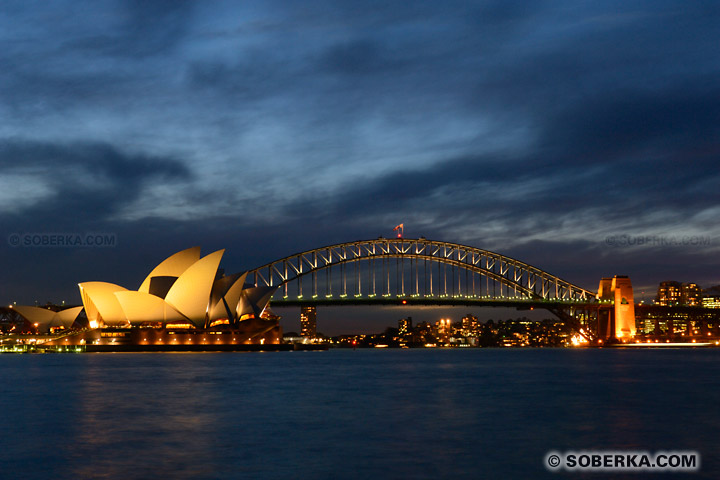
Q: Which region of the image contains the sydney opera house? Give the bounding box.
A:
[5,247,283,351]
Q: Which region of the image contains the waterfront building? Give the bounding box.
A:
[682,283,702,306]
[413,321,434,343]
[703,296,720,309]
[656,281,682,306]
[436,318,453,343]
[701,285,720,308]
[655,281,702,306]
[398,316,412,335]
[77,247,277,329]
[461,314,479,336]
[10,247,282,348]
[4,305,83,334]
[300,305,317,338]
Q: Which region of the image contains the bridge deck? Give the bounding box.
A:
[270,297,605,309]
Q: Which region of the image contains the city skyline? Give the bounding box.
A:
[2,2,719,327]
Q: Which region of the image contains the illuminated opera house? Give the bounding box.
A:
[36,247,282,350]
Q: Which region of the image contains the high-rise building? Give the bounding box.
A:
[681,283,701,306]
[300,305,317,337]
[436,318,452,342]
[398,316,412,335]
[656,281,702,306]
[461,314,479,336]
[656,281,682,306]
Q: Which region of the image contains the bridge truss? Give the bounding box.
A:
[248,238,599,339]
[249,238,594,302]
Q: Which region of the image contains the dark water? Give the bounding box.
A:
[1,349,718,479]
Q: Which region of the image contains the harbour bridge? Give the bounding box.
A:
[247,238,610,341]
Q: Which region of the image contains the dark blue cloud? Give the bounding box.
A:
[0,140,191,223]
[320,40,400,76]
[68,0,195,58]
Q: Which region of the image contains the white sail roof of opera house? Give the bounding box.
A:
[77,247,276,328]
[79,282,129,326]
[163,249,225,324]
[238,286,278,319]
[114,291,187,324]
[137,246,201,293]
[208,271,248,322]
[10,305,83,333]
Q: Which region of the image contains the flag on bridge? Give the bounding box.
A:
[393,224,404,238]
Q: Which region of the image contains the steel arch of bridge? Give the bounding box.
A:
[248,238,595,302]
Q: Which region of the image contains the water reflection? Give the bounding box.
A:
[71,355,226,479]
[1,349,719,479]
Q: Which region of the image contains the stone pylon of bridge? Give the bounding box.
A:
[598,275,636,341]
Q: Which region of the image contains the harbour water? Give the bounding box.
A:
[1,348,718,479]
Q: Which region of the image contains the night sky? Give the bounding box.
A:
[2,1,719,334]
